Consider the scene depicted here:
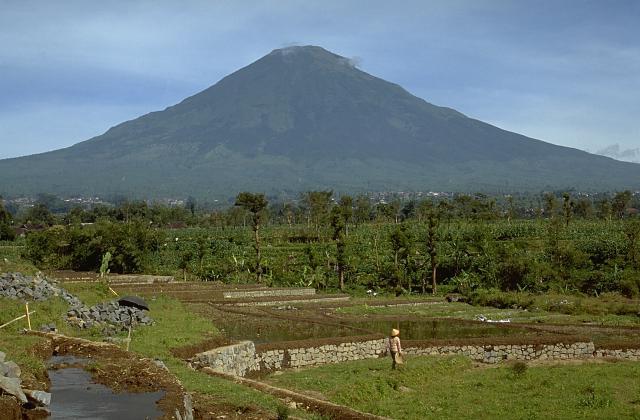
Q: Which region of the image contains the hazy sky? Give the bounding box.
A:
[1,0,639,161]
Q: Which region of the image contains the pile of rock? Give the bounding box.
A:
[0,350,50,415]
[67,301,154,330]
[0,272,82,307]
[0,272,153,331]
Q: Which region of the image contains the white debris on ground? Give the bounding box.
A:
[475,314,511,323]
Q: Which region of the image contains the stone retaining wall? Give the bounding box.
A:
[595,348,640,361]
[191,341,258,377]
[192,339,640,377]
[226,296,350,307]
[258,339,386,370]
[222,288,316,299]
[107,274,174,284]
[405,342,598,363]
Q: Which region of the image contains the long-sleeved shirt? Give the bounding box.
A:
[389,336,402,353]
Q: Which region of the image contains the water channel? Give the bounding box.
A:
[47,355,165,420]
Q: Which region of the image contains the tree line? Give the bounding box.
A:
[2,190,639,298]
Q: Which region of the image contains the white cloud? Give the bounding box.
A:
[594,144,640,163]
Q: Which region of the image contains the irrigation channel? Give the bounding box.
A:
[48,355,164,420]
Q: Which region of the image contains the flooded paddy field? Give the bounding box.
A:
[192,304,556,345]
[190,302,640,350]
[60,275,638,361]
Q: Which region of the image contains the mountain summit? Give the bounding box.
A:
[2,45,640,198]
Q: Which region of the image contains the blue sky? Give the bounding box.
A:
[1,0,638,161]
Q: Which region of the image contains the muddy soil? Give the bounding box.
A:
[0,396,49,420]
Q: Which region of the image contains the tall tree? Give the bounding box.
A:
[235,192,268,282]
[612,190,632,219]
[389,223,412,291]
[596,199,612,222]
[0,197,15,240]
[22,203,55,226]
[338,195,353,235]
[283,202,296,227]
[562,193,573,228]
[416,199,434,223]
[574,198,593,219]
[425,209,440,294]
[185,196,197,217]
[624,218,640,269]
[330,206,347,290]
[401,200,416,221]
[353,195,371,226]
[543,193,557,219]
[505,195,515,224]
[302,191,332,237]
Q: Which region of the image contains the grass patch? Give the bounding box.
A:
[0,333,48,384]
[0,296,76,335]
[61,281,115,306]
[0,242,37,274]
[0,295,97,381]
[266,355,640,419]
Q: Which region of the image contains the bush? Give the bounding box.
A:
[276,404,290,420]
[450,271,481,294]
[618,270,640,298]
[510,361,528,376]
[465,289,535,310]
[23,221,162,273]
[0,223,15,241]
[494,246,530,291]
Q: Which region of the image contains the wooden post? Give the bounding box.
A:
[0,311,36,329]
[126,324,131,351]
[125,307,133,351]
[25,302,32,330]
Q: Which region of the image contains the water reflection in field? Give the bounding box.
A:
[214,313,535,344]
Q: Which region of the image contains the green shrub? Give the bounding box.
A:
[510,361,528,377]
[23,221,162,273]
[618,270,640,298]
[450,271,481,294]
[276,404,290,420]
[578,385,612,409]
[466,289,535,310]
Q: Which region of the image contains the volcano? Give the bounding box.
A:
[2,45,639,199]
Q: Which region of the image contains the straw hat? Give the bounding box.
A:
[391,328,400,337]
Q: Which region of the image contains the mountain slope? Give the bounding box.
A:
[1,45,640,198]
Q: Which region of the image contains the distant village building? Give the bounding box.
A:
[12,224,46,237]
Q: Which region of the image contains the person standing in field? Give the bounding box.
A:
[388,328,403,369]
